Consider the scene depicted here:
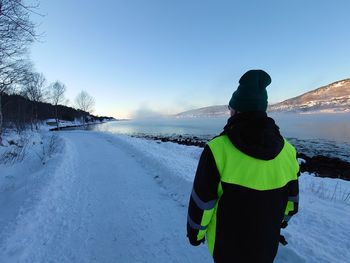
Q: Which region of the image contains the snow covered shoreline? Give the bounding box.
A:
[1,130,350,262]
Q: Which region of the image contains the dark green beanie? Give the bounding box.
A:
[229,70,271,112]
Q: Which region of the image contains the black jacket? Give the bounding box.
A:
[187,112,299,263]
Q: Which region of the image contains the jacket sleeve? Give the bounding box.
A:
[282,172,299,227]
[187,145,221,245]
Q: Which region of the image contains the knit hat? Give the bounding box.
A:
[229,70,271,112]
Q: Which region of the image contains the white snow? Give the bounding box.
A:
[0,130,349,262]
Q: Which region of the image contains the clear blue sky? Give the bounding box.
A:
[30,0,350,118]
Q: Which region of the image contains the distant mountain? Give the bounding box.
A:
[176,78,350,117]
[268,79,350,113]
[175,105,229,118]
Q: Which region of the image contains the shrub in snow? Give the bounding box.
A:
[35,134,59,165]
[0,135,29,164]
[305,174,350,204]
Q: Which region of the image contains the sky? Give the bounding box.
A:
[30,0,350,118]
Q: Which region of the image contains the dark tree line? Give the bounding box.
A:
[2,92,92,129]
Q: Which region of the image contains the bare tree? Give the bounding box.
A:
[48,81,66,130]
[75,91,95,113]
[75,90,95,127]
[22,71,46,130]
[0,0,39,144]
[0,0,39,56]
[0,60,32,141]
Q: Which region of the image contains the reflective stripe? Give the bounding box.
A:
[284,215,292,222]
[285,201,294,215]
[187,215,207,230]
[288,194,299,202]
[191,189,217,210]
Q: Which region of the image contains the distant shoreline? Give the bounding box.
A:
[49,121,111,131]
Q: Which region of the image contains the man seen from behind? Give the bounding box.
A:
[186,69,300,263]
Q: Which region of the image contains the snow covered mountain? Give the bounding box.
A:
[268,79,350,113]
[176,78,350,117]
[175,105,229,118]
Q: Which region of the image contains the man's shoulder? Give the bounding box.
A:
[208,134,227,143]
[207,134,230,151]
[282,138,297,154]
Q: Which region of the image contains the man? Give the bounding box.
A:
[187,70,299,263]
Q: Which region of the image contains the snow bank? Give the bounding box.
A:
[0,130,71,262]
[283,174,350,263]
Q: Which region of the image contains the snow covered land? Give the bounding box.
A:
[0,130,350,262]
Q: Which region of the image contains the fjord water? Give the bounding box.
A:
[270,113,350,143]
[92,113,350,143]
[90,113,350,162]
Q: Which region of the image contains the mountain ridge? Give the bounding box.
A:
[176,78,350,117]
[268,78,350,113]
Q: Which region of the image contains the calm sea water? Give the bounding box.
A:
[91,113,350,144]
[89,113,350,161]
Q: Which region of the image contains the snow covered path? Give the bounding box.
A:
[1,130,349,262]
[0,131,211,263]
